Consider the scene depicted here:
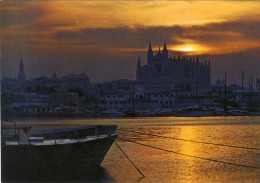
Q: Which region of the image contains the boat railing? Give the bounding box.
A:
[1,125,32,145]
[29,125,117,143]
[2,122,117,145]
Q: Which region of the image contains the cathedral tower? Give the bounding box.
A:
[147,43,153,63]
[18,58,26,80]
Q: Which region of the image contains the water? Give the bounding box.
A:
[10,116,260,182]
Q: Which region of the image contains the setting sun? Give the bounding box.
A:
[169,44,211,55]
[180,46,195,52]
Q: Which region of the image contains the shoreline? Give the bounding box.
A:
[2,111,260,119]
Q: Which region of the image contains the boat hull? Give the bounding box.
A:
[1,135,117,181]
[174,111,213,117]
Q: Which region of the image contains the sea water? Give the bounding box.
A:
[10,116,260,182]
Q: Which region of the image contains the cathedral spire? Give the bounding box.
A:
[137,56,141,69]
[163,41,167,49]
[147,43,154,62]
[18,58,26,80]
[148,43,152,51]
[163,41,169,59]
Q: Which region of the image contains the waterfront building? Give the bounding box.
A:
[1,77,28,94]
[62,73,91,95]
[1,60,92,115]
[1,92,50,114]
[27,76,64,93]
[50,92,86,107]
[2,91,86,115]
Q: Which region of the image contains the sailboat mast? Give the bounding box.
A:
[242,70,244,103]
[225,73,227,98]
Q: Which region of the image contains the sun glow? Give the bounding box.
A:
[180,46,195,52]
[170,44,212,55]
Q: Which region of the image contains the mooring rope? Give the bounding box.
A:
[115,141,145,177]
[118,128,260,151]
[117,137,260,170]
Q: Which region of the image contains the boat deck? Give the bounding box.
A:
[4,134,115,146]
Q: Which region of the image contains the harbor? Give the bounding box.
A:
[2,2,260,182]
[3,116,260,182]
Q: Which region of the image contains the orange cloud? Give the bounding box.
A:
[9,1,259,30]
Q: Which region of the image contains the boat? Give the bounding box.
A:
[174,106,214,117]
[214,107,227,116]
[228,109,248,116]
[1,121,117,181]
[218,106,248,116]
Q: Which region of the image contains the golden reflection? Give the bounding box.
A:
[178,126,197,155]
[176,126,197,183]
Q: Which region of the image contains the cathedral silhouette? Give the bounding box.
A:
[136,43,211,91]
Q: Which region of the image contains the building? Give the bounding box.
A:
[136,43,211,92]
[62,73,91,95]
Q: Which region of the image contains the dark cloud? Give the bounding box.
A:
[52,26,185,48]
[188,19,259,44]
[53,30,82,39]
[0,2,45,27]
[51,19,260,51]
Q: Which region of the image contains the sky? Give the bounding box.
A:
[1,1,260,85]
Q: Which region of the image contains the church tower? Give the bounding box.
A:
[147,43,153,63]
[162,42,168,59]
[18,58,26,80]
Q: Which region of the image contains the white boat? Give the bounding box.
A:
[174,106,214,117]
[227,106,248,116]
[228,109,248,116]
[214,107,227,116]
[1,122,117,181]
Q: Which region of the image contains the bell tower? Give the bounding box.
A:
[18,58,26,80]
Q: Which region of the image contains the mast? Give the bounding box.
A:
[248,78,251,105]
[250,75,253,105]
[223,72,228,111]
[225,73,227,99]
[196,58,199,97]
[241,70,244,103]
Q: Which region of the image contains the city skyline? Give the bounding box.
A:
[1,1,260,84]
